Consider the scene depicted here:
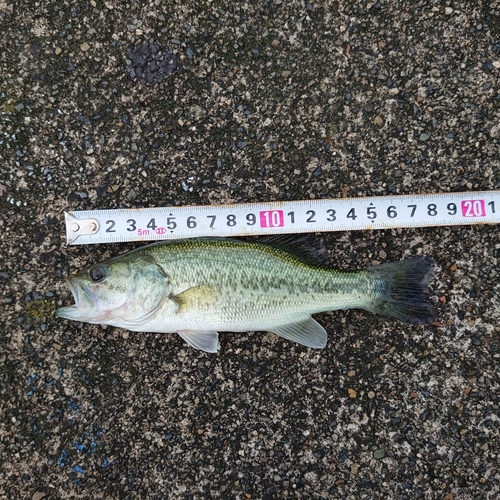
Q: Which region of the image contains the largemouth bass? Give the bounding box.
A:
[57,237,434,353]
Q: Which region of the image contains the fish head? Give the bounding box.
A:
[57,254,170,326]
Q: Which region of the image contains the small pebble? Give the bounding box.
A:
[419,132,430,141]
[373,449,386,459]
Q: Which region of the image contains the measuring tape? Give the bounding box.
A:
[64,190,500,245]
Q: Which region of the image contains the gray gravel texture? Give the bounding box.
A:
[1,0,499,499]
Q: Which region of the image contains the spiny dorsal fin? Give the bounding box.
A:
[258,234,329,266]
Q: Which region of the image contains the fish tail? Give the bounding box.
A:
[366,256,435,324]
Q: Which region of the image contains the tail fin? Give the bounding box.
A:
[366,256,435,324]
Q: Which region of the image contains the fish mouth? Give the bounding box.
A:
[57,276,94,320]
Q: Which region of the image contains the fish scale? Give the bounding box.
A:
[151,241,362,321]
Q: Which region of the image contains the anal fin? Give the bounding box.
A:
[270,317,327,349]
[177,330,220,353]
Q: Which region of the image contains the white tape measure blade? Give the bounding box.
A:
[64,190,500,245]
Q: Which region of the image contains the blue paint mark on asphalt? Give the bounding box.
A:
[72,441,85,453]
[58,450,68,467]
[27,373,38,395]
[73,465,85,474]
[66,400,79,412]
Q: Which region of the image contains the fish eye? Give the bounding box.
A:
[89,265,107,283]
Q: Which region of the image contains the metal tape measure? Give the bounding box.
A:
[64,190,500,245]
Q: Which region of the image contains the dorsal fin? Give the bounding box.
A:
[257,234,329,266]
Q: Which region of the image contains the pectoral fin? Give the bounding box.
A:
[177,330,220,353]
[170,285,218,313]
[270,317,327,349]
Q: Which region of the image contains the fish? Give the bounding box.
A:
[57,236,435,353]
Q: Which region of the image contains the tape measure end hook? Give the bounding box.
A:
[64,211,99,245]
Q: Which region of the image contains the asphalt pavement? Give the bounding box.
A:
[0,0,499,498]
